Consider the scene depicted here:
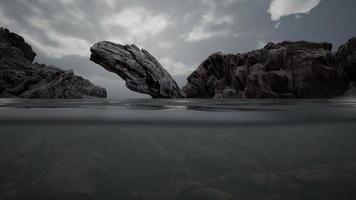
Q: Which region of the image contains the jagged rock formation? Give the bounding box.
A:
[183,41,354,99]
[91,38,356,99]
[337,38,356,83]
[90,41,184,98]
[0,28,107,99]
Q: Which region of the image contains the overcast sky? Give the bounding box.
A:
[1,0,355,98]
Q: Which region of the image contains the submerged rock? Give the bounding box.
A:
[0,28,107,99]
[90,41,184,98]
[183,41,352,98]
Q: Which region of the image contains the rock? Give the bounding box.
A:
[337,37,356,82]
[0,28,107,99]
[231,66,248,91]
[183,52,239,98]
[89,37,355,99]
[0,27,36,62]
[245,63,278,98]
[343,82,356,97]
[90,41,184,98]
[183,40,350,98]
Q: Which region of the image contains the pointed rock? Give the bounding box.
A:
[90,41,184,98]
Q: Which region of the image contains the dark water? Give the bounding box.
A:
[1,98,356,200]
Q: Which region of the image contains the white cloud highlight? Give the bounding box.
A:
[268,0,322,21]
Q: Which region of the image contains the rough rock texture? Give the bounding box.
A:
[90,41,184,98]
[90,38,355,99]
[183,41,353,99]
[337,37,356,82]
[0,28,107,99]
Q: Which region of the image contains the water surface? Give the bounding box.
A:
[1,98,356,200]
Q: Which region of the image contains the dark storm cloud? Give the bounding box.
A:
[0,0,355,98]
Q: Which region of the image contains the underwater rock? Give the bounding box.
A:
[90,41,184,98]
[0,28,107,99]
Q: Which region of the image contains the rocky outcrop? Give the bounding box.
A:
[337,37,356,83]
[90,41,184,98]
[90,38,356,99]
[183,41,353,98]
[0,28,107,99]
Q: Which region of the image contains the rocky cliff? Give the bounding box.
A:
[0,28,107,99]
[91,38,356,99]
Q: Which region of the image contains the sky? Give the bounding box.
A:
[0,0,355,98]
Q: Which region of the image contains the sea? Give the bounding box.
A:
[0,98,356,200]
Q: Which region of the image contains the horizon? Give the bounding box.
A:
[1,0,355,98]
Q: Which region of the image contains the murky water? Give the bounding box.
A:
[1,98,356,200]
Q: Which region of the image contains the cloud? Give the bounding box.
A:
[183,26,230,42]
[159,58,192,75]
[256,40,267,49]
[1,13,91,58]
[182,1,234,42]
[103,7,170,43]
[0,9,15,27]
[268,0,322,21]
[158,41,173,49]
[199,0,236,8]
[23,32,91,58]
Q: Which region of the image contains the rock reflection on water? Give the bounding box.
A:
[0,99,356,200]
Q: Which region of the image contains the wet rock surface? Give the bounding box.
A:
[183,40,355,98]
[90,41,184,98]
[0,28,107,99]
